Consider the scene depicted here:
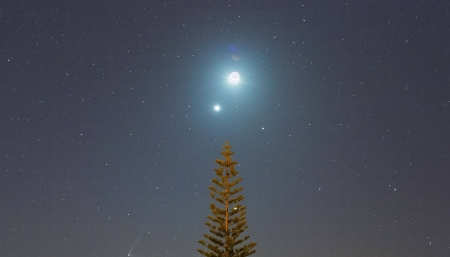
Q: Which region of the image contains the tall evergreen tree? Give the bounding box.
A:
[198,141,257,257]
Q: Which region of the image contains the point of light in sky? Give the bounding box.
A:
[214,105,221,111]
[228,71,240,85]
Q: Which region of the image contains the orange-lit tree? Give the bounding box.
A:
[198,141,257,257]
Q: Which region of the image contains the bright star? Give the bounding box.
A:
[214,105,221,111]
[228,71,240,85]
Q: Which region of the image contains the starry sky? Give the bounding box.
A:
[1,1,449,257]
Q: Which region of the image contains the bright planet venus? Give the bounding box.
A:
[1,1,449,257]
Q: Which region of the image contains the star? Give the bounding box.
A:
[2,2,446,256]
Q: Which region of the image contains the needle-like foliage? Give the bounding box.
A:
[198,142,257,257]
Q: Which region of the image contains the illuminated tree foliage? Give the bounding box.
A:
[198,142,257,257]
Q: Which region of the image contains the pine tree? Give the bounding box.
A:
[198,141,257,257]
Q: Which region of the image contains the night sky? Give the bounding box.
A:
[1,1,449,257]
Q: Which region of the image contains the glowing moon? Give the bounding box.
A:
[214,105,221,111]
[228,71,240,85]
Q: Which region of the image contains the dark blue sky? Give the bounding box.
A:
[1,1,449,256]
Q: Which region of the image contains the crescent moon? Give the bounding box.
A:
[228,72,240,85]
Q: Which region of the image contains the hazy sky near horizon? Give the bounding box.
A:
[1,1,449,256]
